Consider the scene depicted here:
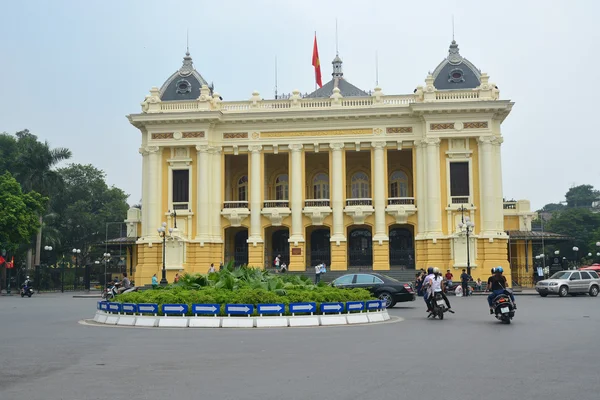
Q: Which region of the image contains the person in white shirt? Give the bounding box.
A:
[422,267,435,312]
[427,267,452,312]
[315,263,322,284]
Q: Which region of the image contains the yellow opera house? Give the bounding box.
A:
[124,40,537,286]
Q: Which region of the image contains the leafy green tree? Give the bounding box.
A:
[546,207,600,259]
[565,184,600,208]
[539,203,566,213]
[0,172,47,252]
[48,164,129,265]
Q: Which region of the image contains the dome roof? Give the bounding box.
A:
[159,52,212,101]
[432,40,481,90]
[306,54,368,98]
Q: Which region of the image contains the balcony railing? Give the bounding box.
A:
[263,200,289,208]
[304,199,330,207]
[387,197,415,206]
[172,202,190,210]
[450,196,470,205]
[346,198,373,206]
[223,201,249,209]
[503,202,517,210]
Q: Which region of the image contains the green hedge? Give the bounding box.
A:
[115,286,374,316]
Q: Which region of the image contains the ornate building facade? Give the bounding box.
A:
[126,40,531,285]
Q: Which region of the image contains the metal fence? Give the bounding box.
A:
[389,249,415,269]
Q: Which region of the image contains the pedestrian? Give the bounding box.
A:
[280,262,288,273]
[274,254,281,273]
[415,273,423,296]
[315,263,322,284]
[174,273,180,284]
[460,269,470,297]
[151,273,158,288]
[445,269,453,287]
[475,278,483,291]
[208,263,216,273]
[219,262,224,271]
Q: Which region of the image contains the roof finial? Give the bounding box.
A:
[274,55,278,99]
[452,15,455,42]
[335,18,339,56]
[186,28,190,56]
[375,51,379,86]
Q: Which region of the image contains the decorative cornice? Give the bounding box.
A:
[195,145,210,152]
[424,138,441,146]
[152,132,174,140]
[386,127,413,134]
[262,128,372,138]
[477,136,494,145]
[146,146,161,154]
[430,123,454,131]
[223,132,248,139]
[208,146,222,155]
[182,131,205,138]
[464,121,488,129]
[371,141,386,149]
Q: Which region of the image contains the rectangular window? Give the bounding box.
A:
[449,162,469,197]
[172,169,189,203]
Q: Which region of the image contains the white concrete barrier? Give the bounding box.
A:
[320,315,348,326]
[255,317,288,328]
[135,317,158,327]
[222,317,255,328]
[288,316,320,327]
[189,317,221,328]
[158,318,189,328]
[117,316,136,326]
[346,313,369,324]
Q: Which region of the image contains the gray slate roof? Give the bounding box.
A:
[160,52,211,101]
[305,78,369,98]
[432,40,482,90]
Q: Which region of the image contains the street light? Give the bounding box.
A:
[72,248,81,291]
[554,250,560,255]
[457,206,475,277]
[572,246,579,268]
[157,221,173,285]
[102,252,111,290]
[41,246,53,293]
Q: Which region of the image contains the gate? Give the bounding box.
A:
[34,264,91,292]
[389,249,415,269]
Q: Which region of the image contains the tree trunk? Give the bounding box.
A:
[27,248,33,270]
[34,215,43,267]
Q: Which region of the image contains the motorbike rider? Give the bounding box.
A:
[117,272,131,294]
[487,267,516,314]
[427,267,453,314]
[22,276,32,290]
[422,267,435,312]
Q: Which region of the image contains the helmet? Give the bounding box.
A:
[491,268,496,274]
[427,267,434,274]
[496,266,504,273]
[433,267,440,274]
[26,276,30,279]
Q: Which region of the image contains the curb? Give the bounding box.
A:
[91,309,391,328]
[73,295,102,298]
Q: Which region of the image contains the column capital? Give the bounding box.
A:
[477,136,494,145]
[424,138,441,146]
[491,136,504,145]
[248,145,263,153]
[329,142,345,151]
[139,147,148,156]
[371,141,386,149]
[208,146,222,155]
[195,144,210,153]
[288,143,303,152]
[145,146,161,154]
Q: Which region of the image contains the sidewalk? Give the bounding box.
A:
[462,289,537,296]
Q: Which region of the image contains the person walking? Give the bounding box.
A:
[315,263,322,284]
[274,254,281,273]
[460,269,470,297]
[151,274,158,288]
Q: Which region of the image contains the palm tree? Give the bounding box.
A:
[13,130,72,268]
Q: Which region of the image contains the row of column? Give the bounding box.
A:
[196,145,222,244]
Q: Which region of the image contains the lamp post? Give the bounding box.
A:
[157,222,173,285]
[43,246,53,293]
[457,206,474,277]
[572,246,579,269]
[72,248,81,291]
[102,253,111,290]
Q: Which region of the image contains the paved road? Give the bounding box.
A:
[1,293,599,400]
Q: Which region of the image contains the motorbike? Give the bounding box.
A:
[102,283,138,300]
[429,292,448,319]
[20,284,34,298]
[491,290,516,324]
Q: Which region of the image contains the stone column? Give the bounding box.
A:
[248,145,263,244]
[478,136,494,235]
[195,145,210,244]
[288,144,304,244]
[372,141,388,242]
[329,143,346,244]
[146,146,161,238]
[139,147,149,237]
[210,146,223,242]
[425,138,442,235]
[492,137,505,232]
[415,141,427,238]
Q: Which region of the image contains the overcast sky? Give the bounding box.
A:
[1,0,598,210]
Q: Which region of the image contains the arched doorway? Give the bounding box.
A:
[389,226,415,269]
[224,227,248,267]
[309,228,331,267]
[348,226,373,268]
[264,227,290,268]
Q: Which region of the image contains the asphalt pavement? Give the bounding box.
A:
[1,293,599,400]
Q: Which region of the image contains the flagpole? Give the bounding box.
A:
[314,31,317,91]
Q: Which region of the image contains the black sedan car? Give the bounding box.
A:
[331,273,416,308]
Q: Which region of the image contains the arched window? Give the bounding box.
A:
[275,174,289,200]
[389,170,409,197]
[312,173,329,199]
[237,176,248,201]
[351,172,370,198]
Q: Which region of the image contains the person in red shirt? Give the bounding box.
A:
[444,270,454,288]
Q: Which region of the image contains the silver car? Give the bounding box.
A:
[536,270,600,297]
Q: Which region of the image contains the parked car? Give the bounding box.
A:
[535,270,600,297]
[331,273,416,308]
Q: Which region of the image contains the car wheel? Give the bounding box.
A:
[539,293,548,297]
[559,286,568,297]
[378,292,393,308]
[589,286,599,297]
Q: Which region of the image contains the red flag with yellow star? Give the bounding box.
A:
[312,34,323,88]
